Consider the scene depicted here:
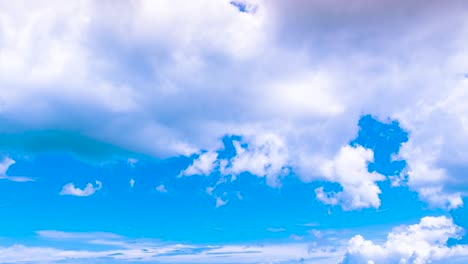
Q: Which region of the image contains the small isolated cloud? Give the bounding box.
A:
[236,191,243,200]
[215,197,228,208]
[0,157,36,182]
[127,158,138,167]
[129,178,135,188]
[179,134,290,188]
[59,181,102,197]
[340,216,468,264]
[267,228,286,233]
[156,184,168,193]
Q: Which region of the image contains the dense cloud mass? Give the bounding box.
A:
[1,0,468,209]
[340,216,468,264]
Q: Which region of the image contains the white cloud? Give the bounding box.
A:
[1,0,468,208]
[180,133,289,188]
[127,158,138,167]
[129,178,135,188]
[206,186,215,195]
[156,184,168,193]
[37,230,122,240]
[314,145,386,210]
[267,228,286,232]
[179,151,218,177]
[297,222,320,228]
[220,134,290,187]
[0,157,36,182]
[215,197,228,208]
[0,232,343,263]
[59,181,102,197]
[340,216,468,264]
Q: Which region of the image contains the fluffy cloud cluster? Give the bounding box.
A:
[1,0,468,209]
[180,134,289,187]
[340,216,468,264]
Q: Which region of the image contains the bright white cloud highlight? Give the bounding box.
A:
[314,145,385,210]
[340,216,468,264]
[59,181,102,197]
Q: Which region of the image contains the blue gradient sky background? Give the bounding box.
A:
[1,0,468,263]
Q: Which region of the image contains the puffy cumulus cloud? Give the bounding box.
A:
[395,78,468,209]
[0,156,36,182]
[220,134,290,187]
[180,134,289,187]
[397,144,463,209]
[59,181,102,197]
[36,230,122,240]
[340,216,468,264]
[1,0,468,209]
[313,145,385,210]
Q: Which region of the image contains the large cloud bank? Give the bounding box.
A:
[1,0,468,209]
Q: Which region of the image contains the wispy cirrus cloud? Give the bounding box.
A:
[10,216,468,263]
[340,216,468,264]
[3,230,343,264]
[37,230,123,240]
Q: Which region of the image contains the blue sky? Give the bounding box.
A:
[1,0,468,263]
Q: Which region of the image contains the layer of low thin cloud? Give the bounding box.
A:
[6,216,466,264]
[314,145,386,210]
[0,230,343,264]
